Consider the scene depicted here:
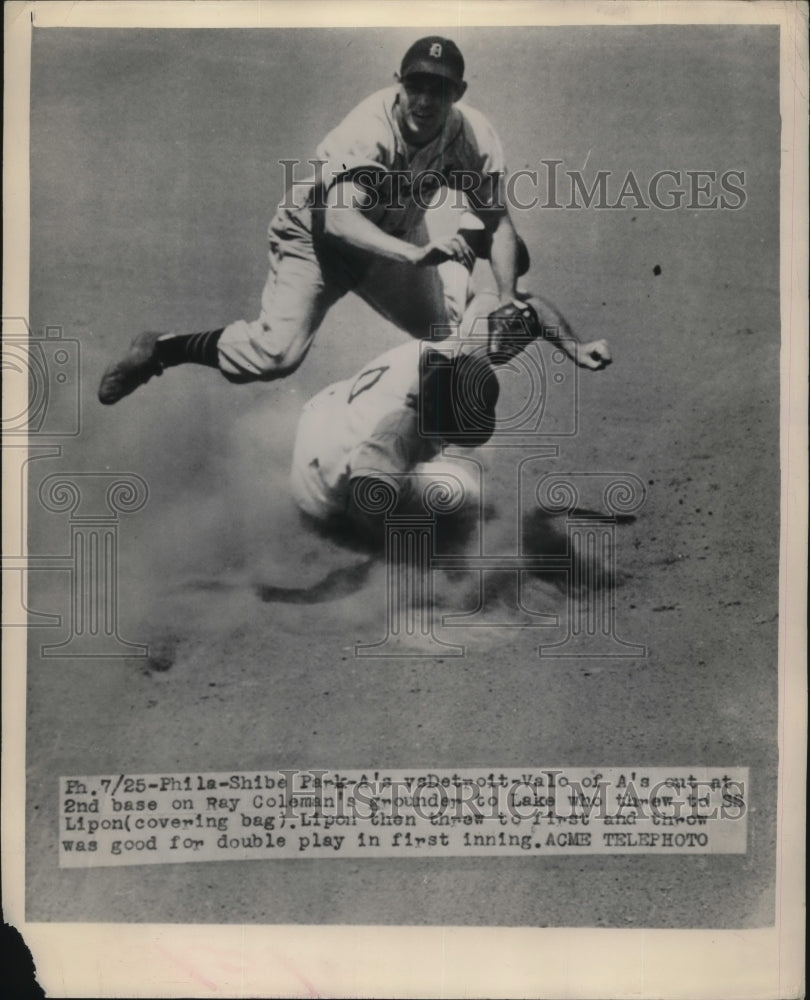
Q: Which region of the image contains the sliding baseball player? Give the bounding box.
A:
[290,295,611,535]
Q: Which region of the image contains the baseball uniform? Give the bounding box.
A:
[217,86,508,382]
[97,38,529,410]
[291,339,445,521]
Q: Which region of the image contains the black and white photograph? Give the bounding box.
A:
[3,1,806,996]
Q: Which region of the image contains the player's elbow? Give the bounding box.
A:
[323,203,347,239]
[324,180,379,238]
[323,203,373,241]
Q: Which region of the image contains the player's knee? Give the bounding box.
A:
[269,352,306,378]
[421,184,480,239]
[422,183,477,215]
[254,334,310,379]
[421,183,453,213]
[218,317,315,381]
[221,353,303,383]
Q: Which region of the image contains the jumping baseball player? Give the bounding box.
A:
[290,295,612,537]
[98,36,532,405]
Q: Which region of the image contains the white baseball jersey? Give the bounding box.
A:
[290,340,445,520]
[270,87,507,256]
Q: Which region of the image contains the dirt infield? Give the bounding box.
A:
[24,26,779,928]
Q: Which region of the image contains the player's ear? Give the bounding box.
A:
[453,81,468,101]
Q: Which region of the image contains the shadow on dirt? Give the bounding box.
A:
[252,505,634,606]
[521,507,636,593]
[254,506,483,605]
[256,557,376,604]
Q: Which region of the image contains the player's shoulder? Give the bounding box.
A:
[455,100,492,127]
[363,338,423,378]
[321,86,398,154]
[344,340,421,403]
[454,100,500,144]
[342,87,398,126]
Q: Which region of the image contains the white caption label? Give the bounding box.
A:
[59,767,748,867]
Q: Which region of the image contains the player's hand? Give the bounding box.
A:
[575,340,612,370]
[411,234,476,270]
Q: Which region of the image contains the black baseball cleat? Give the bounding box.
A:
[98,330,165,404]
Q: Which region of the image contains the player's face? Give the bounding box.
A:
[396,73,463,145]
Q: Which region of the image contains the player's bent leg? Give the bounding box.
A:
[355,256,449,339]
[99,248,339,403]
[352,252,466,341]
[218,249,340,381]
[423,187,479,329]
[352,186,478,341]
[460,290,501,340]
[419,190,531,320]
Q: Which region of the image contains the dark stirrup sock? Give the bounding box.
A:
[155,329,224,368]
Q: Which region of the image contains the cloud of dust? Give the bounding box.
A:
[110,386,602,663]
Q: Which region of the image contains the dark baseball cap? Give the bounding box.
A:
[400,36,465,87]
[419,350,499,446]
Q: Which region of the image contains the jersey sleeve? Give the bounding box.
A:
[465,105,507,176]
[314,89,398,195]
[454,103,508,213]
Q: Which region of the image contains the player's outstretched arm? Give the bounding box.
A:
[323,180,475,268]
[520,292,612,371]
[488,210,520,304]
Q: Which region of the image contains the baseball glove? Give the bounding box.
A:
[487,299,542,363]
